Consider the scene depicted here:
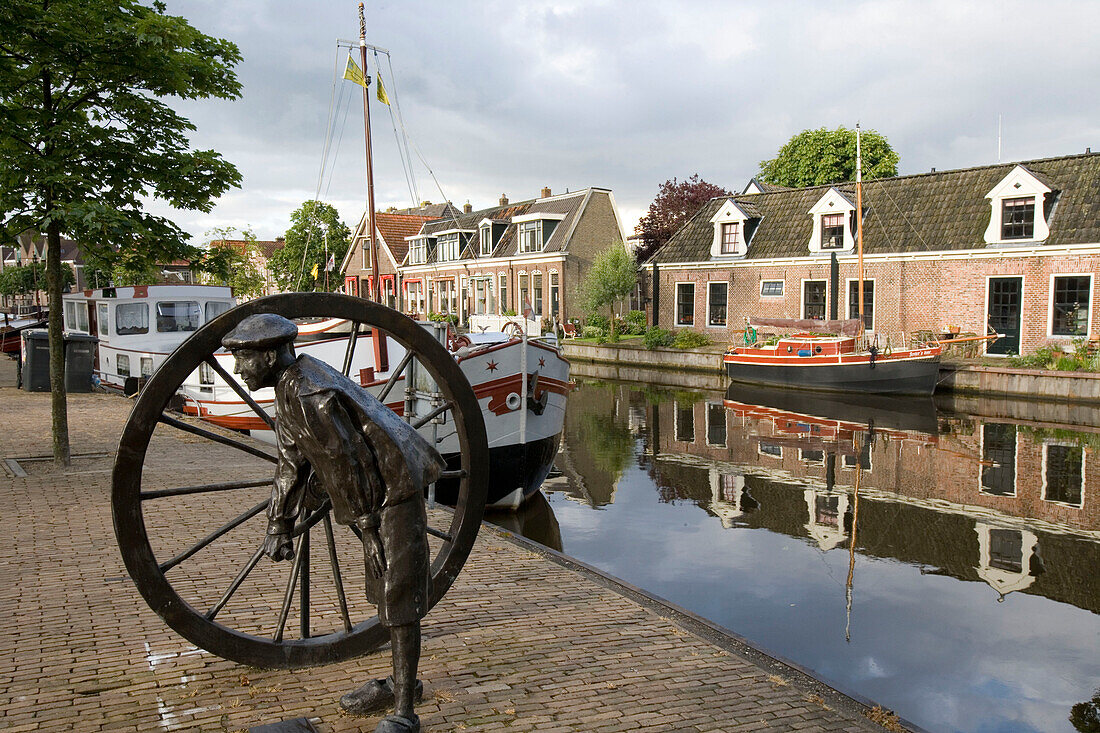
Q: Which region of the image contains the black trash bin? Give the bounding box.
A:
[64,332,98,392]
[21,329,50,392]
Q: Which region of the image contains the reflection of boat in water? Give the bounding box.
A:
[484,490,563,552]
[723,382,939,451]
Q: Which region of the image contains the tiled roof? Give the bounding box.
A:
[652,152,1100,264]
[416,190,591,262]
[374,213,434,263]
[391,202,460,218]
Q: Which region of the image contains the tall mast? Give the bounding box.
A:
[359,2,380,302]
[855,123,864,335]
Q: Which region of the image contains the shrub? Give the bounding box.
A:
[643,327,675,349]
[585,313,610,330]
[673,330,712,350]
[1009,345,1058,369]
[623,310,648,335]
[582,325,607,340]
[1054,355,1081,372]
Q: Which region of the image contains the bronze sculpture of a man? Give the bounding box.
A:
[223,313,443,733]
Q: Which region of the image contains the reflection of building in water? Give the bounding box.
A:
[643,393,1100,614]
[804,489,852,551]
[975,523,1042,599]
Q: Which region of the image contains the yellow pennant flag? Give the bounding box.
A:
[342,54,367,88]
[310,262,319,279]
[376,71,390,106]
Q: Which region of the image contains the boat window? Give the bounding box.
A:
[64,301,89,332]
[140,357,154,377]
[97,303,109,336]
[156,301,201,332]
[115,303,149,335]
[117,353,131,377]
[205,301,232,322]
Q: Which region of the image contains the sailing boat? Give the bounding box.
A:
[178,4,570,509]
[723,124,943,396]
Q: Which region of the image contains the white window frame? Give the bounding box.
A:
[709,199,749,258]
[846,277,876,333]
[675,282,696,326]
[978,423,1018,497]
[673,400,695,443]
[705,401,726,447]
[983,274,1026,357]
[518,221,543,253]
[983,165,1051,245]
[437,233,460,262]
[800,278,828,321]
[799,448,826,465]
[1047,273,1093,339]
[97,302,109,337]
[706,281,727,329]
[760,280,784,298]
[479,225,493,256]
[807,188,856,254]
[758,442,783,458]
[842,451,872,471]
[1041,442,1086,508]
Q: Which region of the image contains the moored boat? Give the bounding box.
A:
[724,318,942,395]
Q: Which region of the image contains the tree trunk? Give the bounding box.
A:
[47,220,70,466]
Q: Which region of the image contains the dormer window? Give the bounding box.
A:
[1002,197,1035,240]
[807,188,856,253]
[720,223,740,254]
[479,225,493,256]
[709,199,754,258]
[984,165,1051,245]
[408,236,433,265]
[519,221,542,253]
[821,214,845,249]
[438,233,460,262]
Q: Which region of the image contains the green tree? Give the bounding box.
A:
[268,201,351,292]
[581,244,636,341]
[0,261,72,297]
[204,227,268,299]
[0,0,241,463]
[758,126,899,188]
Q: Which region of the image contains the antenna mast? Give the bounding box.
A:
[359,2,380,303]
[856,123,864,335]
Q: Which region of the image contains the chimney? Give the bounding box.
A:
[541,186,551,199]
[1088,147,1093,154]
[930,167,936,172]
[463,200,472,214]
[276,236,285,242]
[499,193,509,206]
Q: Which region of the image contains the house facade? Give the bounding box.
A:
[397,187,627,325]
[341,211,435,307]
[647,152,1100,356]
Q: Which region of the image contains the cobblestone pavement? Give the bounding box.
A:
[0,365,893,732]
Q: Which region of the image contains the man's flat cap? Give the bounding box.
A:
[222,313,299,350]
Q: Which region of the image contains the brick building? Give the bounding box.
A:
[340,211,435,306]
[646,152,1100,356]
[398,187,627,325]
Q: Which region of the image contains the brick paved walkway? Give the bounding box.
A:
[0,362,893,732]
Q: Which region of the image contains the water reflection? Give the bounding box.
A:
[500,379,1100,733]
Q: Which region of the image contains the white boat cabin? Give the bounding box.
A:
[62,284,236,391]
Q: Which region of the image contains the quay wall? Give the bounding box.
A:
[564,341,1100,405]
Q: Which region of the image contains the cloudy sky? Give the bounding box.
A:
[158,0,1100,243]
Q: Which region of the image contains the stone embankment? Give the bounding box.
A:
[563,340,1100,405]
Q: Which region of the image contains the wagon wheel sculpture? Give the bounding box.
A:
[112,293,488,669]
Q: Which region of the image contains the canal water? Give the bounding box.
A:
[488,379,1100,733]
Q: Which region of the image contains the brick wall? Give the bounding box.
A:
[656,252,1100,353]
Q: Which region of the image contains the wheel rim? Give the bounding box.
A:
[112,293,488,669]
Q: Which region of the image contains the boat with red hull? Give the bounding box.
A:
[724,319,942,396]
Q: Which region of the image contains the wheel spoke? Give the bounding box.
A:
[158,413,277,464]
[439,469,466,480]
[273,530,308,642]
[299,526,311,639]
[204,357,276,430]
[323,513,353,633]
[412,400,454,429]
[378,348,414,402]
[341,321,362,377]
[159,499,269,573]
[205,545,265,621]
[426,525,453,542]
[141,478,271,500]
